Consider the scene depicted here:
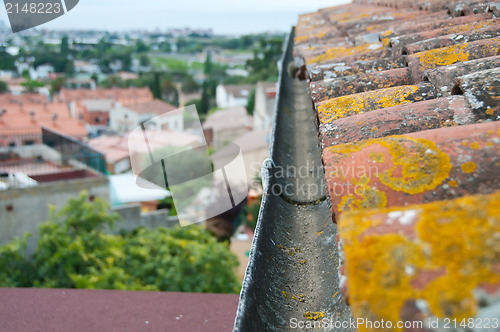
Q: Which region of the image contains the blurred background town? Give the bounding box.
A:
[0,7,290,292]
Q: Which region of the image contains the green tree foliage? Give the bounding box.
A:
[139,54,150,67]
[0,80,8,94]
[60,36,70,56]
[0,51,16,71]
[21,80,44,93]
[49,77,66,96]
[204,52,213,76]
[135,40,150,53]
[246,87,256,115]
[245,37,284,83]
[0,193,240,293]
[200,82,211,114]
[64,60,75,76]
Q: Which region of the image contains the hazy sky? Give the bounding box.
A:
[0,0,349,35]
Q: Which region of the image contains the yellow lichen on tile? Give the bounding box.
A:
[379,30,393,40]
[306,43,383,64]
[327,136,452,196]
[304,312,326,320]
[294,31,326,44]
[460,161,477,174]
[339,191,500,331]
[338,176,388,212]
[414,43,470,70]
[317,85,418,123]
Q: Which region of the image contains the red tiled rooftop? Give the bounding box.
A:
[58,88,154,106]
[0,288,239,332]
[0,100,87,141]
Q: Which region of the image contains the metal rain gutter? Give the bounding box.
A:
[233,28,353,331]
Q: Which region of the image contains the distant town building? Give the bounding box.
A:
[77,99,116,136]
[109,100,183,133]
[74,60,101,74]
[64,77,97,90]
[203,106,253,150]
[0,142,108,247]
[88,130,200,174]
[253,82,277,131]
[216,84,253,108]
[34,64,55,80]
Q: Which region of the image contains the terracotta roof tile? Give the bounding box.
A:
[323,120,500,221]
[308,55,407,81]
[338,190,500,326]
[423,55,500,96]
[455,66,500,120]
[389,18,500,53]
[406,37,500,82]
[310,67,411,103]
[318,95,475,148]
[379,12,493,40]
[402,21,500,54]
[315,83,437,123]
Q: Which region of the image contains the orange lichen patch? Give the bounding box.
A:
[338,176,388,213]
[292,294,305,302]
[328,136,452,196]
[304,312,326,320]
[486,108,495,116]
[282,291,288,298]
[294,32,326,44]
[379,30,393,40]
[369,151,385,163]
[413,43,470,70]
[339,191,500,330]
[470,142,480,149]
[306,43,383,64]
[448,180,458,187]
[317,86,418,123]
[460,161,477,174]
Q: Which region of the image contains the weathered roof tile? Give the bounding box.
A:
[318,95,475,148]
[406,37,500,82]
[310,68,411,103]
[338,190,500,327]
[315,83,437,123]
[423,55,500,96]
[323,121,500,221]
[456,66,500,120]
